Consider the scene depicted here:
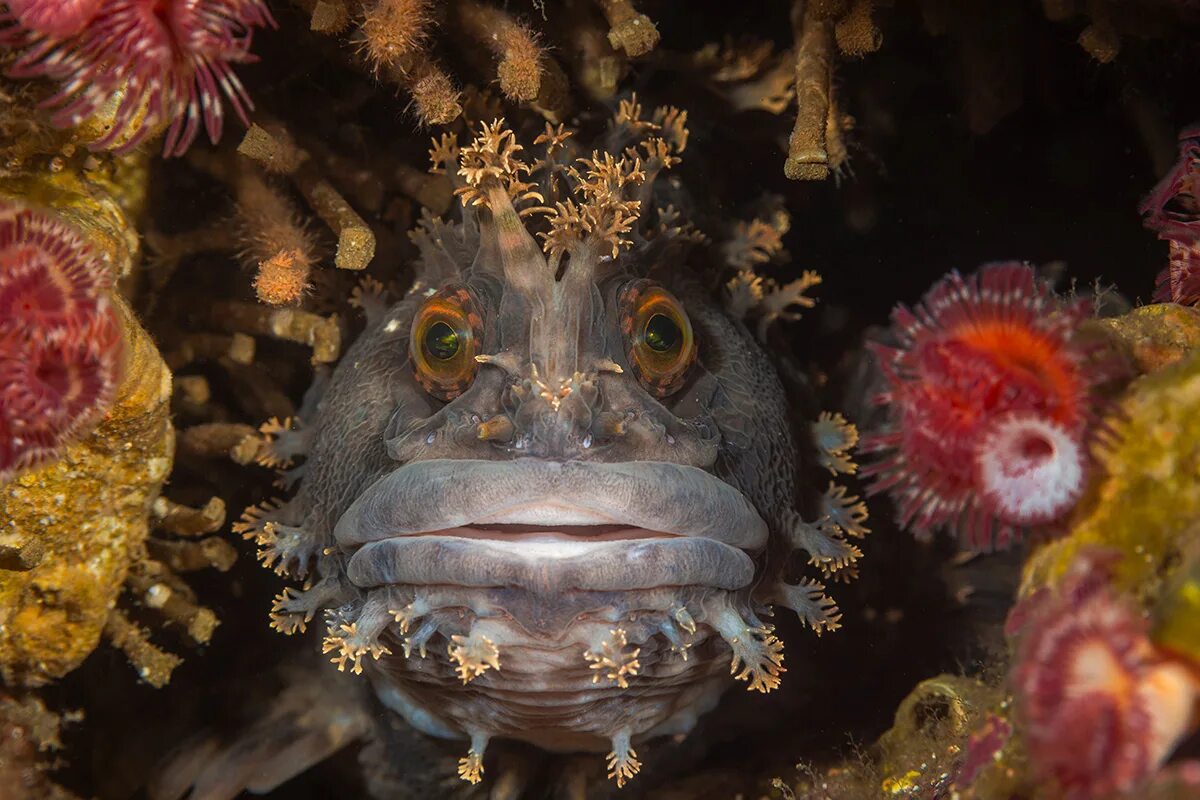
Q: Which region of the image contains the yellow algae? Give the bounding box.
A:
[1022,343,1200,606]
[1091,303,1200,375]
[0,295,173,686]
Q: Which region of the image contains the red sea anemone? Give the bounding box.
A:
[1008,551,1199,800]
[5,0,102,37]
[1,0,275,156]
[862,261,1109,550]
[1143,125,1200,305]
[0,203,124,482]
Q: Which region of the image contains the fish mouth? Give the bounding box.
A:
[334,459,767,593]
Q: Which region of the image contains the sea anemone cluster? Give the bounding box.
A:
[0,0,275,155]
[862,261,1117,551]
[0,201,123,482]
[1007,550,1199,800]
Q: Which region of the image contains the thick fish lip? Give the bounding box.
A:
[334,458,768,550]
[333,459,768,592]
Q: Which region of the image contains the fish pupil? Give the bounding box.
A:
[644,314,679,353]
[425,321,460,360]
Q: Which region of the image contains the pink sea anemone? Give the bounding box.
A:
[5,0,102,38]
[862,261,1110,550]
[1143,125,1200,305]
[0,203,124,482]
[0,204,109,332]
[1008,551,1199,800]
[1,0,275,156]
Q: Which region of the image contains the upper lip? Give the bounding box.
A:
[333,458,769,552]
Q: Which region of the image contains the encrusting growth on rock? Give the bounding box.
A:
[238,123,375,273]
[596,0,660,57]
[234,170,317,306]
[455,1,545,103]
[786,2,836,180]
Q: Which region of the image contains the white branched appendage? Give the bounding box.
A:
[721,216,788,271]
[584,628,641,689]
[254,416,308,469]
[755,271,822,341]
[269,587,311,635]
[268,577,347,635]
[777,578,843,635]
[822,482,870,539]
[719,211,823,341]
[606,730,642,788]
[447,631,501,684]
[427,132,460,176]
[322,620,392,675]
[233,499,322,580]
[541,150,646,261]
[711,606,786,693]
[457,732,490,785]
[348,275,389,323]
[813,411,859,475]
[387,598,428,635]
[725,269,766,319]
[784,508,863,574]
[455,119,544,213]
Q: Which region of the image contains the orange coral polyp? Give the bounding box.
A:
[956,320,1084,421]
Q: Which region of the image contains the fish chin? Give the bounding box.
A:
[328,458,776,754]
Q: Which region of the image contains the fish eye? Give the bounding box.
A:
[424,321,460,360]
[619,280,697,397]
[411,286,483,401]
[644,313,681,353]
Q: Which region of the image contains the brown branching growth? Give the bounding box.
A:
[810,0,847,18]
[1078,0,1120,63]
[239,124,375,272]
[152,496,227,537]
[395,163,454,214]
[103,609,182,689]
[235,122,305,176]
[178,423,262,463]
[147,537,239,574]
[166,332,256,370]
[234,170,317,306]
[212,300,342,364]
[310,0,351,33]
[355,0,462,124]
[561,3,625,101]
[126,566,220,645]
[835,0,882,56]
[785,2,836,180]
[722,217,788,272]
[596,0,660,57]
[694,40,796,114]
[406,66,464,126]
[530,56,573,124]
[456,1,544,102]
[359,0,434,70]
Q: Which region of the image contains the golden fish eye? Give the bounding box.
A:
[619,280,697,397]
[411,286,483,401]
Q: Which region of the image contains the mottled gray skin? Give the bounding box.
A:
[293,263,798,754]
[164,119,858,798]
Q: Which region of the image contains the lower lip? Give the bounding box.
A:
[345,535,756,592]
